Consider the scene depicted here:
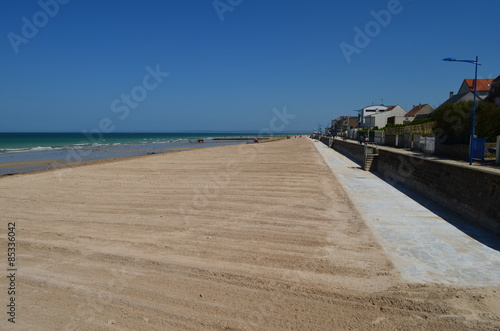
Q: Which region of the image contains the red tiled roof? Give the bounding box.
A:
[406,104,427,117]
[464,79,494,92]
[385,106,396,111]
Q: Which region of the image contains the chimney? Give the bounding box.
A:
[449,91,454,99]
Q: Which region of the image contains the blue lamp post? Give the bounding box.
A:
[352,109,362,142]
[443,56,481,165]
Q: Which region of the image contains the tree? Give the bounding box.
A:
[432,102,472,144]
[476,102,500,142]
[432,101,500,143]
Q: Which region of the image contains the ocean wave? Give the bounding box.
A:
[0,135,238,155]
[0,146,57,154]
[0,143,100,154]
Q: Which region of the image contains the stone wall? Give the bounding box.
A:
[329,139,365,165]
[319,136,333,147]
[435,143,469,160]
[375,150,500,235]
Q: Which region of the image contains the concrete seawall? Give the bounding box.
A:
[330,139,365,164]
[328,138,500,235]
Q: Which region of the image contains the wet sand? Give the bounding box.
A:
[0,160,66,168]
[0,138,498,330]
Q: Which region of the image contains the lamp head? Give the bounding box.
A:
[443,57,481,65]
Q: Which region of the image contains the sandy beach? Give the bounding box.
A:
[1,138,499,330]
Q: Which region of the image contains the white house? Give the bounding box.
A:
[358,105,390,128]
[363,105,407,128]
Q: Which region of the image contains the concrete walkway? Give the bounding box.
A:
[313,140,500,286]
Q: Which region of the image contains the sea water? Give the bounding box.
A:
[0,132,272,175]
[0,132,258,153]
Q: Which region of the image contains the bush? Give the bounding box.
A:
[476,102,500,142]
[432,101,500,143]
[410,117,434,125]
[432,102,472,144]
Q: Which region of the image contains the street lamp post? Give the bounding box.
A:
[443,56,481,165]
[353,109,361,141]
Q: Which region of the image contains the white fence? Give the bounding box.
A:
[419,136,435,154]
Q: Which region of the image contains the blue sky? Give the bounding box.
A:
[1,0,499,132]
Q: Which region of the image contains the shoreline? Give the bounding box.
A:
[0,132,299,153]
[0,136,290,177]
[0,142,245,178]
[0,140,244,177]
[0,135,290,176]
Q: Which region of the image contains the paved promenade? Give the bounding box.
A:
[314,139,500,286]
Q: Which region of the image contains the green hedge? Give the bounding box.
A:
[432,101,500,143]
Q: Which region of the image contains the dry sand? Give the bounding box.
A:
[0,138,499,330]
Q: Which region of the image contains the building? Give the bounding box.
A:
[437,78,494,108]
[485,75,500,106]
[405,104,434,121]
[458,79,493,99]
[346,116,358,129]
[363,105,407,128]
[331,116,358,135]
[358,105,390,128]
